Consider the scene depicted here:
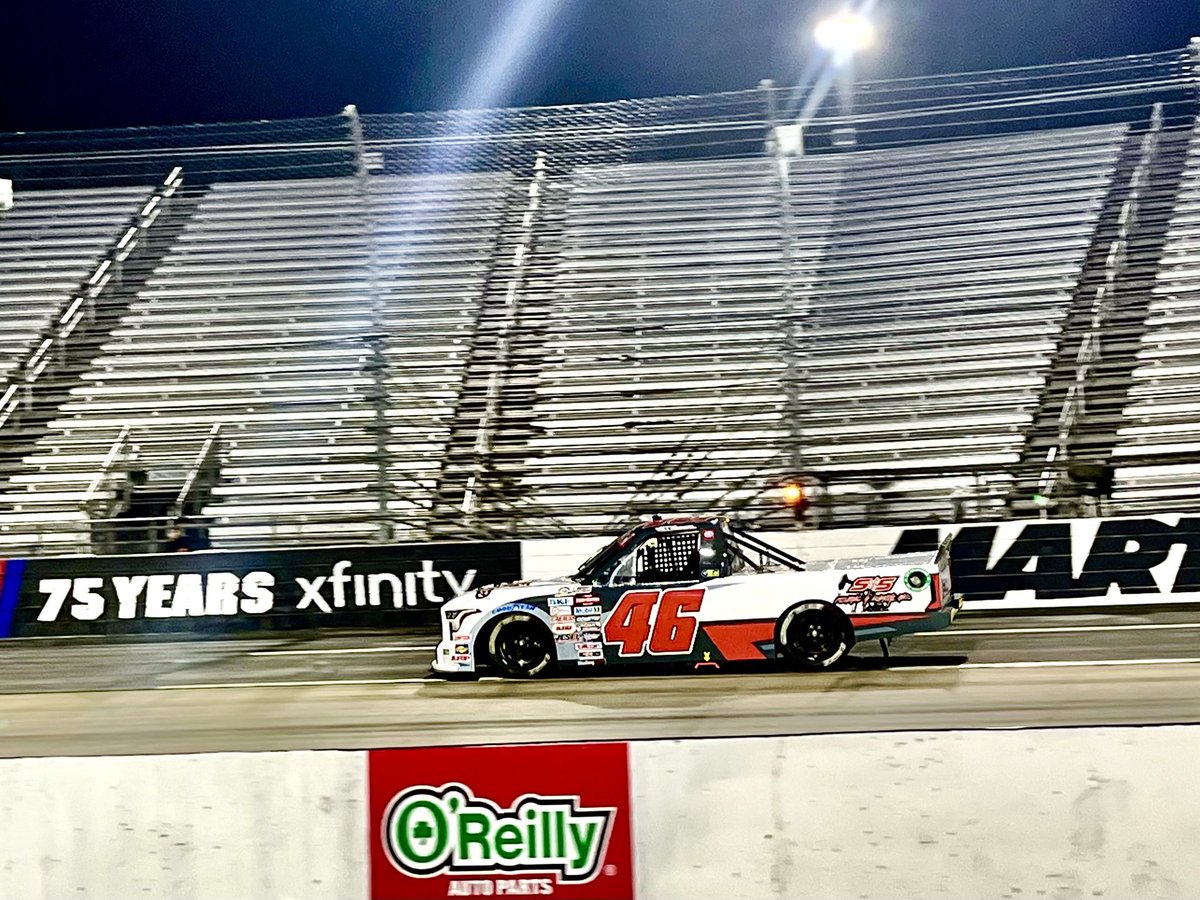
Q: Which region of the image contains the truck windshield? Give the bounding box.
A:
[572,528,638,583]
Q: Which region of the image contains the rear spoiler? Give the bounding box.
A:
[935,533,954,569]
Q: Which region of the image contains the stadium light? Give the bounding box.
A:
[813,10,875,63]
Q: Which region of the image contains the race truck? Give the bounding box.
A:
[433,515,960,678]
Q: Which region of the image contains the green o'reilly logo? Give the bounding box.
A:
[383,783,615,883]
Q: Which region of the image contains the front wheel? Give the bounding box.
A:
[776,601,853,670]
[486,614,557,678]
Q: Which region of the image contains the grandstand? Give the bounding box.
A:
[0,43,1196,554]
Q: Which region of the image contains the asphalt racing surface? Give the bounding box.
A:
[2,607,1200,757]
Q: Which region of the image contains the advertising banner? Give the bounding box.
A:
[887,515,1200,608]
[368,743,635,900]
[0,540,521,637]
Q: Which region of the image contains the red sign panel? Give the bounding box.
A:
[368,742,634,900]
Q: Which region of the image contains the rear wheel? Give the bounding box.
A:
[777,602,853,670]
[486,614,556,678]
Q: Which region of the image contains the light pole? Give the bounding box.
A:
[813,9,875,147]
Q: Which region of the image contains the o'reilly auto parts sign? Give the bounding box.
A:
[383,784,613,883]
[369,743,634,900]
[0,541,520,637]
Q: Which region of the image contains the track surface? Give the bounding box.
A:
[2,608,1199,757]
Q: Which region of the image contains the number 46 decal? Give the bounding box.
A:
[603,588,705,656]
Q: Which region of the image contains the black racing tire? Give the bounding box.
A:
[776,601,854,671]
[485,614,557,679]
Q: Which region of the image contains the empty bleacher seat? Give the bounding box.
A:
[798,125,1125,522]
[2,173,513,551]
[503,158,796,532]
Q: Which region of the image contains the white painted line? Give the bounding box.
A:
[904,657,1200,672]
[155,677,432,690]
[916,622,1200,637]
[248,645,436,656]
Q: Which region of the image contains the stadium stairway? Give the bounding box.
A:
[0,184,160,472]
[1029,121,1196,508]
[428,158,566,537]
[480,175,571,537]
[1006,124,1146,510]
[376,171,517,540]
[1109,118,1200,510]
[492,157,795,535]
[0,179,207,554]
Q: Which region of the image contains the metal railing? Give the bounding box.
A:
[171,423,223,521]
[81,425,135,521]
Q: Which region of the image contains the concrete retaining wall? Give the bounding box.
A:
[630,727,1199,899]
[2,726,1197,899]
[0,750,366,900]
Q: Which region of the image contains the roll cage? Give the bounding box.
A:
[571,518,805,586]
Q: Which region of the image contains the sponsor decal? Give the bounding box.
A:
[579,630,602,642]
[574,642,602,653]
[495,603,539,615]
[554,587,575,597]
[573,593,599,602]
[552,622,577,635]
[575,615,600,627]
[839,575,896,593]
[577,648,604,660]
[369,743,633,900]
[550,614,575,625]
[450,654,471,663]
[834,575,911,611]
[556,633,575,643]
[454,644,470,655]
[572,606,600,617]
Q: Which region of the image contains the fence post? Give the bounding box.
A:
[760,79,809,519]
[344,104,394,543]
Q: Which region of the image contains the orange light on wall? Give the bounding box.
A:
[781,483,804,506]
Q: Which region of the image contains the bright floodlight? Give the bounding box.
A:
[814,11,874,56]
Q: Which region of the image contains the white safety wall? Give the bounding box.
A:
[630,727,1200,899]
[0,750,366,900]
[2,727,1199,899]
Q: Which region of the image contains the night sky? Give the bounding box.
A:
[2,0,1197,132]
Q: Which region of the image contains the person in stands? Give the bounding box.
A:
[164,525,191,553]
